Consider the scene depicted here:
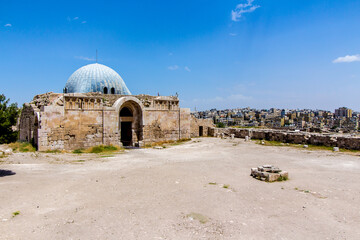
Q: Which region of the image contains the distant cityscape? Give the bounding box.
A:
[192,107,359,133]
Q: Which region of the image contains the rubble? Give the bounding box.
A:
[0,145,13,155]
[250,165,288,182]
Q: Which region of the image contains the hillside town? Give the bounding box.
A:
[192,107,359,133]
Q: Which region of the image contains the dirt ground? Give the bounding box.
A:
[1,137,360,240]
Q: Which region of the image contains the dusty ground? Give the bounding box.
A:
[1,138,360,240]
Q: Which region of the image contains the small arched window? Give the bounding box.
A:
[63,87,68,93]
[103,87,108,94]
[111,87,115,94]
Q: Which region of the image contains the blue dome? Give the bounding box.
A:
[64,63,131,95]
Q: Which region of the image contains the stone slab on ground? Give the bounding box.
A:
[251,165,288,182]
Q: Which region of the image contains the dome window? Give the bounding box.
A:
[103,87,108,94]
[111,87,115,94]
[63,87,68,93]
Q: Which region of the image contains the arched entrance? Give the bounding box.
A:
[120,107,133,146]
[114,97,144,147]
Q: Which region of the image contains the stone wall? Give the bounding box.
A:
[19,103,39,145]
[190,117,215,138]
[210,127,360,150]
[142,108,190,144]
[19,92,192,151]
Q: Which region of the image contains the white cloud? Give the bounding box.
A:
[231,0,260,22]
[333,54,360,63]
[168,65,179,70]
[75,56,95,61]
[67,17,85,23]
[184,66,191,72]
[227,94,252,101]
[192,94,252,104]
[4,23,12,27]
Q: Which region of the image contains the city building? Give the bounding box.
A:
[335,107,353,118]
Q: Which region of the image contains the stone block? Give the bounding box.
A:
[333,147,339,152]
[251,165,288,182]
[280,171,288,179]
[267,173,281,182]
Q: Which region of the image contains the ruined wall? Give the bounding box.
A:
[210,127,360,150]
[190,116,214,138]
[38,105,65,150]
[142,108,191,144]
[180,108,191,139]
[37,95,122,151]
[19,104,38,145]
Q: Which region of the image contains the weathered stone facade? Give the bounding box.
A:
[190,117,214,138]
[19,92,201,151]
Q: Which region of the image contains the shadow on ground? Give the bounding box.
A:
[0,170,16,177]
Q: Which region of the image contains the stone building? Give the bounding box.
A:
[19,63,213,151]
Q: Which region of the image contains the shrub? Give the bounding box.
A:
[9,142,36,152]
[88,145,119,153]
[73,149,84,154]
[0,94,20,144]
[216,122,226,128]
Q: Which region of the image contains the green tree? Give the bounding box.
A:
[0,94,20,144]
[216,122,226,128]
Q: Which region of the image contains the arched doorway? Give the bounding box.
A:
[117,99,143,147]
[120,107,133,146]
[33,115,39,150]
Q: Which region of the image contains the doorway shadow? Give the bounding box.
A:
[0,169,16,177]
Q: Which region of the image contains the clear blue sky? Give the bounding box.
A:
[1,0,359,111]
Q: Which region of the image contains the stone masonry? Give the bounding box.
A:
[19,92,209,151]
[210,127,360,150]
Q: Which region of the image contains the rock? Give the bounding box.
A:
[257,166,264,172]
[280,171,288,179]
[303,145,308,148]
[261,141,265,145]
[153,146,163,149]
[269,167,281,173]
[251,165,288,182]
[250,168,258,176]
[0,145,13,155]
[230,134,235,140]
[3,148,13,155]
[245,136,250,141]
[268,173,281,182]
[333,147,339,152]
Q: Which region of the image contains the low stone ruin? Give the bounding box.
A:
[250,165,289,182]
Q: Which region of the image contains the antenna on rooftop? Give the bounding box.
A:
[96,49,98,63]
